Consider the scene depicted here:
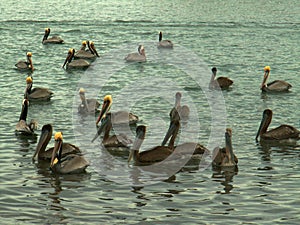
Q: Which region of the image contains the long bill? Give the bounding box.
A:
[92,115,109,142]
[96,98,112,125]
[50,139,62,168]
[32,124,52,160]
[255,112,268,141]
[128,125,146,163]
[225,129,236,166]
[161,120,180,148]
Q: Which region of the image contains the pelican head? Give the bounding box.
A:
[138,45,145,56]
[82,41,87,46]
[26,76,33,84]
[62,48,75,68]
[96,95,113,125]
[212,67,217,76]
[261,66,271,88]
[255,109,272,141]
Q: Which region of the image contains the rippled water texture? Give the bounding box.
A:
[1,0,300,224]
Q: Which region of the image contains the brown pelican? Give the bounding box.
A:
[15,99,37,135]
[15,52,34,71]
[128,125,174,165]
[24,76,53,101]
[125,45,146,62]
[62,48,90,69]
[74,41,99,59]
[212,128,238,167]
[42,28,64,44]
[209,67,233,90]
[95,95,139,126]
[172,92,190,119]
[260,66,292,92]
[78,88,100,114]
[256,109,300,142]
[33,124,81,161]
[50,132,89,174]
[157,31,173,48]
[92,112,132,148]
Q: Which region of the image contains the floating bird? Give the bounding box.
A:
[157,31,173,48]
[92,112,132,148]
[128,125,174,165]
[209,67,233,90]
[15,52,34,71]
[212,128,238,168]
[260,66,292,92]
[62,48,90,69]
[33,124,81,161]
[24,76,53,101]
[50,132,89,174]
[78,88,100,114]
[171,92,190,119]
[42,28,63,44]
[255,109,300,142]
[74,41,99,59]
[15,99,37,135]
[95,95,139,126]
[125,45,146,62]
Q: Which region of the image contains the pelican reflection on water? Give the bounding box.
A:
[50,132,89,174]
[62,48,90,69]
[33,124,81,161]
[256,109,300,143]
[125,45,146,62]
[24,76,53,101]
[209,67,233,90]
[42,28,64,44]
[260,66,292,93]
[15,52,34,72]
[15,99,37,136]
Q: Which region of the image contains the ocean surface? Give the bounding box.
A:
[1,0,300,224]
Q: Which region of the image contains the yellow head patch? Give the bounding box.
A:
[54,132,63,141]
[264,66,271,72]
[82,41,87,45]
[79,88,85,94]
[26,76,33,84]
[52,157,59,165]
[103,95,112,103]
[90,41,94,45]
[27,52,32,57]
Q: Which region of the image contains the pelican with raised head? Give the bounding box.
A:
[172,92,190,119]
[15,52,34,71]
[50,132,89,174]
[157,31,173,48]
[125,45,146,62]
[78,88,100,114]
[15,99,37,135]
[128,125,174,165]
[212,128,238,168]
[33,124,81,161]
[95,95,139,126]
[92,112,132,148]
[260,66,292,92]
[24,76,53,101]
[209,67,233,90]
[255,109,299,142]
[62,48,90,69]
[42,28,63,44]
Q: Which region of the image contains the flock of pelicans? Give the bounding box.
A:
[14,28,300,175]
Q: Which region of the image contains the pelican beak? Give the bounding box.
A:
[255,111,268,141]
[261,71,269,88]
[62,49,73,68]
[32,124,52,161]
[92,115,109,142]
[96,97,112,125]
[161,120,178,146]
[50,139,62,168]
[224,130,236,166]
[91,44,99,57]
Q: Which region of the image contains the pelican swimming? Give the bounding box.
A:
[24,76,53,101]
[78,88,100,114]
[50,132,89,174]
[74,41,99,59]
[157,31,173,48]
[95,95,139,126]
[260,66,292,92]
[15,52,34,71]
[171,92,190,119]
[125,45,146,62]
[255,109,300,142]
[209,67,233,90]
[42,28,64,44]
[128,125,174,165]
[212,128,238,168]
[33,124,81,161]
[92,112,132,148]
[62,48,90,69]
[15,99,37,135]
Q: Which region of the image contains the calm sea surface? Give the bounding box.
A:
[1,0,300,224]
